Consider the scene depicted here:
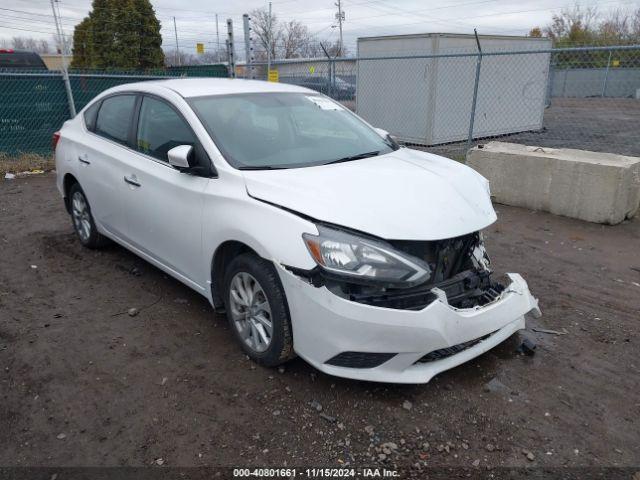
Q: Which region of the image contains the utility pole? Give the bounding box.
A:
[267,1,272,73]
[50,0,75,117]
[335,0,344,57]
[215,14,220,62]
[173,17,181,66]
[243,14,254,79]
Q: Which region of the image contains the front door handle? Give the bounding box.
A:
[123,175,141,187]
[78,155,90,165]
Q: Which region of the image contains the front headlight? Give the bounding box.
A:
[302,225,431,287]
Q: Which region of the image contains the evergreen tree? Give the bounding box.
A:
[133,0,164,69]
[70,18,91,68]
[70,0,164,69]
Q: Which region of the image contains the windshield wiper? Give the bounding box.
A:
[324,150,381,165]
[237,165,288,170]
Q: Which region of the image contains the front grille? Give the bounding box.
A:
[347,269,501,311]
[325,351,396,369]
[349,288,437,310]
[416,331,496,363]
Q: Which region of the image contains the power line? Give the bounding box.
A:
[5,0,634,61]
[342,0,638,32]
[0,23,71,37]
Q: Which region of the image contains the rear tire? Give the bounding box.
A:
[223,253,295,367]
[68,183,109,249]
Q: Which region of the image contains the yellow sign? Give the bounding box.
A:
[612,59,620,67]
[309,66,315,74]
[196,43,204,54]
[268,69,279,82]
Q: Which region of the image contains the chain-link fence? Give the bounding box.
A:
[2,46,639,161]
[0,65,227,156]
[256,44,640,161]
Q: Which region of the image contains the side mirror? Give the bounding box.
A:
[167,145,194,170]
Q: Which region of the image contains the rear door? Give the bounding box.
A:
[75,94,137,239]
[122,94,211,290]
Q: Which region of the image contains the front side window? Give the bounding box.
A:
[189,92,396,169]
[95,95,136,144]
[136,96,196,162]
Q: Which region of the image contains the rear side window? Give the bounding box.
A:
[83,101,101,132]
[136,96,196,162]
[95,95,136,145]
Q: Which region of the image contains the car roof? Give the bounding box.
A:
[112,77,315,98]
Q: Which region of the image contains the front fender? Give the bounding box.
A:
[202,179,319,301]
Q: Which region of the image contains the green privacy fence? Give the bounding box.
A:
[0,71,69,155]
[0,65,228,156]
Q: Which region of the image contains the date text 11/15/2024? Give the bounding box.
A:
[232,467,401,478]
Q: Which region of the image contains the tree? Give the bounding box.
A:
[199,49,226,64]
[250,7,281,61]
[533,5,640,46]
[544,4,598,46]
[528,27,543,38]
[281,20,311,58]
[164,49,196,66]
[71,18,92,67]
[71,0,164,69]
[597,8,640,44]
[247,7,341,60]
[633,8,640,38]
[163,48,226,66]
[322,40,349,57]
[299,41,324,59]
[133,0,164,68]
[599,9,629,43]
[5,37,52,53]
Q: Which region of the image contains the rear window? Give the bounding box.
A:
[0,52,47,69]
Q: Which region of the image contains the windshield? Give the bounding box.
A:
[188,92,396,169]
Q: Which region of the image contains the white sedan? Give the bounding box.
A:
[54,78,540,383]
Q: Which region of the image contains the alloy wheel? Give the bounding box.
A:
[228,272,273,353]
[71,191,92,242]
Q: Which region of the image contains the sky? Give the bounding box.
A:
[1,0,638,56]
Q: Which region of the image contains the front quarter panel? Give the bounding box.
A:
[202,172,318,297]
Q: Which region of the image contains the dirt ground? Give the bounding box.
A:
[1,173,639,474]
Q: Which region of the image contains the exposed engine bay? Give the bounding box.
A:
[289,231,505,310]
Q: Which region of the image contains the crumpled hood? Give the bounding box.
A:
[242,148,496,240]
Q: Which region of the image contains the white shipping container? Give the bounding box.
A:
[356,33,552,145]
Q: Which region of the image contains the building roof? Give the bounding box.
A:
[358,32,551,42]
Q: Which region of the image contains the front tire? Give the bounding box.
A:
[224,253,295,367]
[69,183,109,249]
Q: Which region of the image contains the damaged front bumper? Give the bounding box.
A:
[277,265,541,384]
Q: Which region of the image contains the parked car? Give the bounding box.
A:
[0,49,47,69]
[282,75,355,101]
[54,79,540,383]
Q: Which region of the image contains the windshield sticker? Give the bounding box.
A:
[306,96,343,111]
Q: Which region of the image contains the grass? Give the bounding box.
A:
[0,153,55,177]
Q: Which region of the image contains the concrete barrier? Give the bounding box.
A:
[466,142,640,224]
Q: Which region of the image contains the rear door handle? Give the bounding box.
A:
[123,175,141,187]
[78,155,90,165]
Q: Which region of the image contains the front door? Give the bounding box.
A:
[122,95,210,292]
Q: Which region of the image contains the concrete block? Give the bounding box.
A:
[466,142,640,224]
